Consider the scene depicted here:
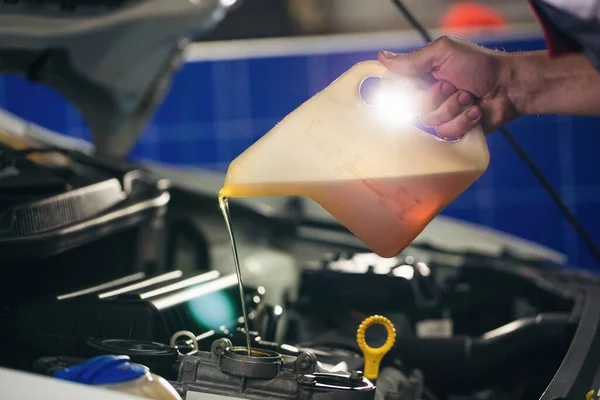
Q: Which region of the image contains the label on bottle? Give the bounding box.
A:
[416,319,453,338]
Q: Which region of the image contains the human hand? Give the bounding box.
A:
[378,36,519,139]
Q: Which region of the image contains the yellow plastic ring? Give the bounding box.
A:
[586,390,595,400]
[356,315,396,356]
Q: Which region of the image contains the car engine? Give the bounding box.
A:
[1,136,599,399]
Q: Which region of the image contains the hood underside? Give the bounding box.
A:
[0,0,232,158]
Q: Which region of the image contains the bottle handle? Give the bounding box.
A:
[332,60,469,142]
[329,60,390,105]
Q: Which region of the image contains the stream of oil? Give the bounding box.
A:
[218,190,253,356]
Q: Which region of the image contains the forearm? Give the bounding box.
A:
[504,50,600,117]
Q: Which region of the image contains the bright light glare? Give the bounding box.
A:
[416,262,431,277]
[392,264,415,280]
[220,0,237,6]
[373,86,416,126]
[186,290,235,331]
[281,344,299,353]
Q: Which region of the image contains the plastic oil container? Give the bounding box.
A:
[54,355,182,400]
[221,60,490,257]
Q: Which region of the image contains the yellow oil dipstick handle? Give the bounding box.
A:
[356,315,397,381]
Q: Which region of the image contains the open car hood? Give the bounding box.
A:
[0,0,234,158]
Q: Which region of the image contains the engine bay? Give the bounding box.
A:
[1,136,600,400]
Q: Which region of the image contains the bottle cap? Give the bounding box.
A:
[356,315,396,380]
[54,355,148,385]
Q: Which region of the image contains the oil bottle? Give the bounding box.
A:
[221,60,490,258]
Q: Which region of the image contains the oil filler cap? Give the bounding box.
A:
[356,315,396,380]
[54,355,148,385]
